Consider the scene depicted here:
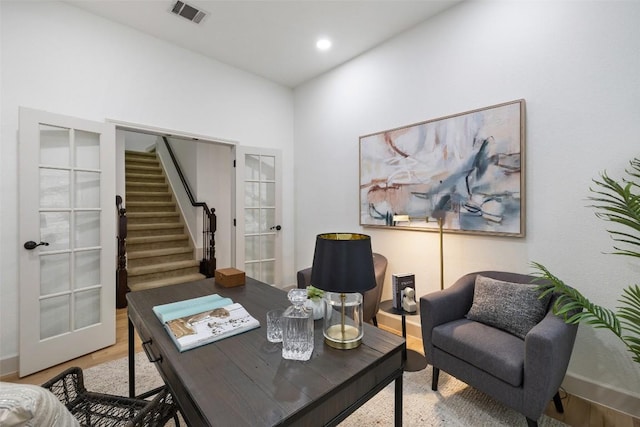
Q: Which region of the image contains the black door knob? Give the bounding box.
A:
[24,241,49,250]
[270,225,282,231]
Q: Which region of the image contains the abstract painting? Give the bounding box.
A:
[359,99,525,236]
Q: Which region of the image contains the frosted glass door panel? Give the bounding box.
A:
[75,171,100,208]
[74,212,100,248]
[261,209,275,232]
[40,253,70,295]
[74,130,100,169]
[39,125,70,168]
[245,263,259,281]
[260,156,275,180]
[40,295,70,339]
[40,212,70,251]
[40,169,70,209]
[244,183,260,207]
[261,261,275,284]
[245,235,259,261]
[244,155,261,180]
[261,183,275,206]
[261,235,275,259]
[75,250,100,289]
[75,289,100,329]
[244,208,259,233]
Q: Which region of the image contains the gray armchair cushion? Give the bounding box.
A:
[432,319,525,386]
[466,275,551,339]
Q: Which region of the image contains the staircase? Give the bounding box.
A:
[125,150,205,291]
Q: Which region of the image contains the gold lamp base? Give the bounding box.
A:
[323,324,362,350]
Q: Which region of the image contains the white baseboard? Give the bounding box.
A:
[0,355,18,379]
[562,372,640,418]
[378,312,640,419]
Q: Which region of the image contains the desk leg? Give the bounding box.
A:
[128,318,135,398]
[395,374,403,427]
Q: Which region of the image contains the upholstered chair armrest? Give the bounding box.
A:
[420,273,476,360]
[523,310,579,419]
[297,268,311,289]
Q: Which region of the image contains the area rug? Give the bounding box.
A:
[83,352,567,426]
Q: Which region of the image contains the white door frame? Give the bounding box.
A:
[110,119,237,269]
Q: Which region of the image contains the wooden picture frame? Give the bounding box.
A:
[359,99,525,237]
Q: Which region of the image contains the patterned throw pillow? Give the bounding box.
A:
[466,275,551,339]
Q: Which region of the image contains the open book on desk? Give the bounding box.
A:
[153,295,260,352]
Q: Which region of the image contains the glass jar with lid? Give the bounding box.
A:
[281,289,314,361]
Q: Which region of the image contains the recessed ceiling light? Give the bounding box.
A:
[316,38,332,51]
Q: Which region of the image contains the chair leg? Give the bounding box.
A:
[173,413,181,426]
[553,391,564,413]
[431,367,440,391]
[526,417,538,427]
[372,316,378,327]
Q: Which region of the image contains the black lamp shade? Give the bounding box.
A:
[310,233,376,293]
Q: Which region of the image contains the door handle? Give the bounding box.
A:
[270,225,282,231]
[24,241,49,250]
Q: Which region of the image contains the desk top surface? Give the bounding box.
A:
[127,277,405,426]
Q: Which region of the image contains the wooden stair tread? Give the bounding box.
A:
[127,212,179,218]
[128,259,200,276]
[128,273,206,292]
[126,163,161,169]
[126,191,172,197]
[126,173,165,179]
[128,223,183,231]
[126,182,167,187]
[126,201,175,207]
[127,247,193,260]
[128,234,188,244]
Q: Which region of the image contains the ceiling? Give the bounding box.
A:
[65,0,462,88]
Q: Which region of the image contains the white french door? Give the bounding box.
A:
[234,146,283,286]
[18,107,116,376]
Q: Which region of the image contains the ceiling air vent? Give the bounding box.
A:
[170,1,207,24]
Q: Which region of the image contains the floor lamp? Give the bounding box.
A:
[432,211,446,291]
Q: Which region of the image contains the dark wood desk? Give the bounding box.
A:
[127,278,405,426]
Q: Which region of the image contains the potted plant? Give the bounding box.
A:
[533,156,640,365]
[305,285,325,320]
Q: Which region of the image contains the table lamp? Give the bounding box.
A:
[310,233,376,349]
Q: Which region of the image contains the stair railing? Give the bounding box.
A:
[162,136,217,277]
[116,195,129,308]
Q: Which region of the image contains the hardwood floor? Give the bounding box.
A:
[2,309,638,427]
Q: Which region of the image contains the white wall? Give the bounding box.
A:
[294,0,640,413]
[0,1,294,367]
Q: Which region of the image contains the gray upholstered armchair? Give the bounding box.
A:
[297,252,388,326]
[420,271,579,427]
